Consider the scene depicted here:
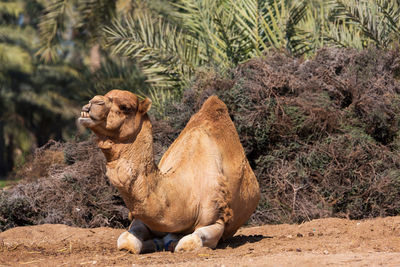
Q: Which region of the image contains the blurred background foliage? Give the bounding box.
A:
[1,0,400,176]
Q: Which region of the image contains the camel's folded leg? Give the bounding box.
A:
[117,219,159,254]
[174,219,225,252]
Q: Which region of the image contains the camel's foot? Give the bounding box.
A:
[117,231,143,254]
[174,233,202,252]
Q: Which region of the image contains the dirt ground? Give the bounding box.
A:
[1,216,399,267]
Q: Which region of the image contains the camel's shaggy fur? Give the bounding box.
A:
[78,89,260,253]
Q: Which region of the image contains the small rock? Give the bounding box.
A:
[323,250,329,255]
[297,233,303,237]
[308,232,314,237]
[286,235,293,239]
[296,248,302,252]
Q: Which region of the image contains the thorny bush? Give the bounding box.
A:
[0,140,129,231]
[162,48,400,224]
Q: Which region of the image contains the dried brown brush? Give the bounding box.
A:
[159,48,400,224]
[0,138,129,232]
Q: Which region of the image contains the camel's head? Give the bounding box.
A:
[78,90,152,141]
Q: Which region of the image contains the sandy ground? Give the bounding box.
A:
[1,216,399,267]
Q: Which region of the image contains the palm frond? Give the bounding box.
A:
[332,0,397,48]
[77,56,147,100]
[37,0,71,62]
[229,0,309,56]
[76,0,116,42]
[324,19,365,49]
[374,0,400,42]
[146,86,175,118]
[0,43,33,74]
[37,0,118,62]
[17,90,78,119]
[0,1,25,17]
[0,25,37,50]
[104,12,202,90]
[285,0,309,55]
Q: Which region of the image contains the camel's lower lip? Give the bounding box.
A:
[78,117,96,127]
[78,117,92,122]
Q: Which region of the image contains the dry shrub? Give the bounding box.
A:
[15,140,65,182]
[160,48,400,224]
[0,139,129,232]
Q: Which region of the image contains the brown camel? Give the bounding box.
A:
[78,90,260,253]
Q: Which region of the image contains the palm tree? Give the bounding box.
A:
[0,0,36,175]
[0,0,88,176]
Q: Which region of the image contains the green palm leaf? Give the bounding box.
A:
[104,12,202,90]
[37,0,70,62]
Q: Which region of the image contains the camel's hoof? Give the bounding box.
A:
[174,233,202,252]
[117,231,142,254]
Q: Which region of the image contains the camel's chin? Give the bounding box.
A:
[78,117,99,128]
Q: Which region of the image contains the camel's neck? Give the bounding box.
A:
[99,115,160,214]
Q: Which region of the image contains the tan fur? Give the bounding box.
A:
[78,90,260,252]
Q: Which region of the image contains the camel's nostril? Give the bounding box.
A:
[82,104,91,112]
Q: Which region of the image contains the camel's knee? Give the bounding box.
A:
[117,231,143,254]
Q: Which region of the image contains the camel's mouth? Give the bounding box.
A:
[80,111,90,119]
[78,111,100,128]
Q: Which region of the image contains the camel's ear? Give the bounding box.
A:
[139,98,152,114]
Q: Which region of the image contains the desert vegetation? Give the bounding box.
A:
[1,0,400,232]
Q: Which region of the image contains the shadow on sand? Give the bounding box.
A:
[217,234,272,249]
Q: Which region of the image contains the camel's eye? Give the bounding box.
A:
[119,105,130,112]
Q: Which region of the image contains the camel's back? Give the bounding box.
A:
[159,96,260,238]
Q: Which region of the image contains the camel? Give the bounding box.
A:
[78,89,260,253]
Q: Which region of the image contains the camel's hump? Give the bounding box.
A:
[195,95,229,121]
[177,95,234,139]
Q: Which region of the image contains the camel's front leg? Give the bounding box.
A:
[174,219,225,252]
[117,219,160,254]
